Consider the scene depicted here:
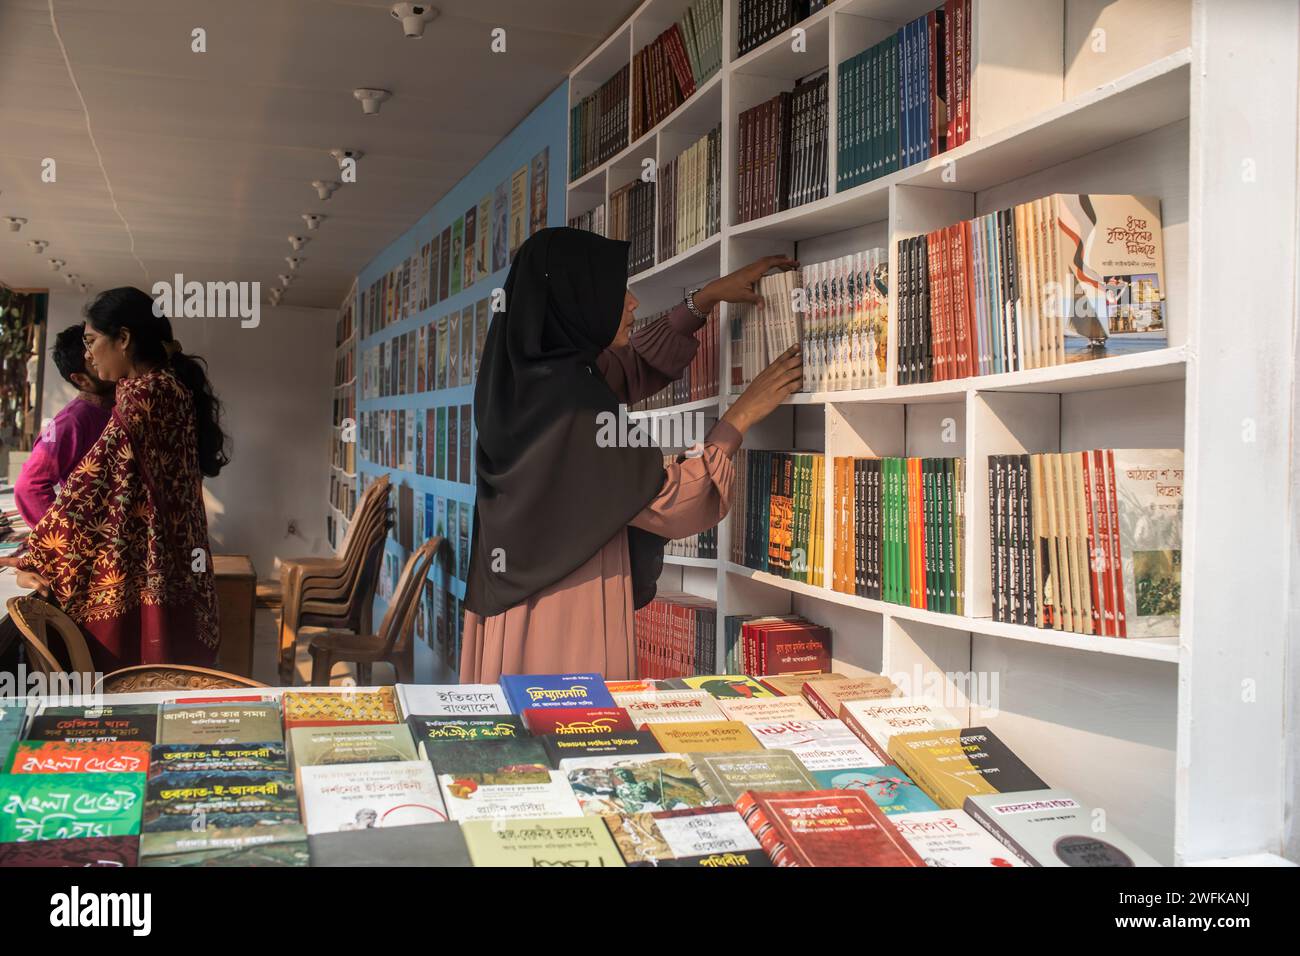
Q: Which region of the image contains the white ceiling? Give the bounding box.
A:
[0,0,638,308]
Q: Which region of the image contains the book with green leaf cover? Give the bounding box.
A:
[289,724,417,766]
[156,703,283,744]
[888,727,1048,809]
[0,772,145,842]
[689,749,818,804]
[462,817,625,867]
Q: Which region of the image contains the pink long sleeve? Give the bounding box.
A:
[629,420,742,540]
[596,302,705,405]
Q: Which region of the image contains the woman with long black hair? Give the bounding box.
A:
[461,227,801,682]
[1,287,229,671]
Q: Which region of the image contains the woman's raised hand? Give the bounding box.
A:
[722,344,803,435]
[693,254,799,313]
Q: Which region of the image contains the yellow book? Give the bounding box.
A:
[648,721,762,754]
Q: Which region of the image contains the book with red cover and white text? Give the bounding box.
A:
[735,789,925,866]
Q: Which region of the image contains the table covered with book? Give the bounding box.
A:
[0,667,1161,867]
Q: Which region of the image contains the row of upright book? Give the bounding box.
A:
[736,71,829,223]
[664,528,717,561]
[635,592,719,679]
[657,125,722,261]
[0,671,1159,866]
[608,178,657,276]
[632,0,723,140]
[736,0,828,58]
[631,304,721,410]
[732,449,826,586]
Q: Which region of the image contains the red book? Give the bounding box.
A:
[928,10,941,156]
[1091,450,1116,636]
[1105,450,1128,637]
[735,790,925,867]
[522,707,634,735]
[961,0,972,147]
[664,24,696,100]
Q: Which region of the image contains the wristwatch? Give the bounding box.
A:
[685,287,708,320]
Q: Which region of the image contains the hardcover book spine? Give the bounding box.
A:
[735,792,799,866]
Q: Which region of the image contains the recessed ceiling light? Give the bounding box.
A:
[312,180,340,200]
[353,88,392,115]
[390,4,439,38]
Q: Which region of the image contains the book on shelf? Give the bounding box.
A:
[747,718,885,771]
[308,821,471,867]
[567,203,606,236]
[0,772,145,842]
[800,675,899,720]
[892,808,1027,867]
[839,696,962,764]
[632,0,722,139]
[731,451,826,586]
[559,753,711,815]
[728,612,832,676]
[605,805,766,867]
[737,0,814,58]
[540,731,663,767]
[461,817,625,867]
[648,720,761,753]
[735,71,828,224]
[689,749,818,804]
[833,455,966,614]
[630,303,720,410]
[889,726,1048,809]
[811,765,941,815]
[633,592,717,679]
[735,789,926,867]
[7,740,150,775]
[963,789,1161,867]
[607,178,656,276]
[611,690,726,725]
[288,724,418,766]
[657,124,721,261]
[298,760,448,834]
[896,194,1167,384]
[498,673,616,713]
[989,448,1182,637]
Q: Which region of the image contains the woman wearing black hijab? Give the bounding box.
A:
[461,227,801,681]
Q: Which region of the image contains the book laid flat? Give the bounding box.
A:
[963,789,1161,867]
[801,675,899,719]
[498,673,616,713]
[140,770,299,846]
[540,731,663,767]
[812,766,941,815]
[891,809,1027,867]
[148,743,287,776]
[889,727,1048,808]
[747,718,886,770]
[648,720,761,754]
[756,671,846,697]
[396,683,509,718]
[24,705,159,743]
[521,707,634,736]
[839,696,962,763]
[281,688,398,728]
[289,724,418,766]
[298,760,448,834]
[308,822,472,867]
[0,835,139,867]
[407,715,525,749]
[558,754,711,815]
[666,675,777,699]
[421,738,550,781]
[139,836,310,867]
[611,690,726,724]
[717,696,820,723]
[689,750,818,804]
[0,772,145,842]
[735,789,925,867]
[461,817,625,867]
[7,740,150,775]
[438,770,583,822]
[156,703,283,745]
[604,806,765,866]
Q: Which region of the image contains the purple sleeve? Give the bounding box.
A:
[595,302,706,405]
[13,438,59,527]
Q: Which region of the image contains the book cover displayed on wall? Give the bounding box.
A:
[605,806,765,867]
[447,311,461,388]
[309,821,471,867]
[559,754,709,815]
[509,165,528,260]
[891,809,1026,867]
[540,731,662,766]
[149,743,287,775]
[398,684,509,717]
[438,770,582,822]
[447,406,459,482]
[500,673,617,713]
[963,789,1161,867]
[492,179,510,272]
[438,227,451,300]
[529,147,549,234]
[298,760,447,834]
[459,403,472,480]
[689,749,818,804]
[449,216,464,295]
[155,703,283,745]
[428,233,440,306]
[458,500,471,581]
[812,766,941,815]
[461,817,624,867]
[460,318,474,389]
[890,727,1048,808]
[474,298,490,373]
[0,772,145,842]
[475,193,492,281]
[736,789,925,867]
[7,740,150,775]
[436,407,447,478]
[289,725,418,766]
[462,205,476,289]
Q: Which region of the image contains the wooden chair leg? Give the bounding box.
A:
[309,646,334,686]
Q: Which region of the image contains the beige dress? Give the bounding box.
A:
[459,303,740,683]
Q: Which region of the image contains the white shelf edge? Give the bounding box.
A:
[664,555,719,568]
[630,231,722,287]
[628,395,720,419]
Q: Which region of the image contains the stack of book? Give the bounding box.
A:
[664,528,717,561]
[570,65,630,181]
[833,456,966,612]
[737,0,820,57]
[657,125,722,262]
[895,193,1168,384]
[608,178,656,276]
[567,204,606,236]
[988,449,1182,637]
[633,303,720,410]
[735,71,829,224]
[632,0,723,140]
[634,592,718,679]
[0,672,1161,867]
[836,1,970,191]
[732,449,825,586]
[723,616,832,676]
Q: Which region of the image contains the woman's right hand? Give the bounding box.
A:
[16,570,51,597]
[722,344,803,435]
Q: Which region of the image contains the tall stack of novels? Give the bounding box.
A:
[657,125,721,261]
[836,1,970,191]
[632,0,723,140]
[568,203,606,236]
[608,178,656,276]
[737,0,816,57]
[988,449,1182,637]
[735,71,828,224]
[732,450,825,586]
[632,304,720,410]
[833,456,965,613]
[634,592,718,679]
[799,249,889,392]
[895,194,1167,384]
[665,528,717,560]
[569,65,630,181]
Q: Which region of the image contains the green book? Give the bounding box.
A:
[688,749,817,804]
[156,703,283,745]
[289,724,418,766]
[140,823,308,861]
[461,817,625,867]
[141,837,309,867]
[150,743,287,776]
[425,738,550,782]
[0,772,144,841]
[942,457,955,614]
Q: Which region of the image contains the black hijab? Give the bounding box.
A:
[462,227,667,617]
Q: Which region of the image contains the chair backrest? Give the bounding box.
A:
[95,665,269,695]
[6,596,97,678]
[336,475,390,561]
[377,537,445,657]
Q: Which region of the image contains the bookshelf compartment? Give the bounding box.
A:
[731,0,832,78]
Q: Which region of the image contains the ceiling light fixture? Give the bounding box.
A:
[4,217,27,232]
[390,4,439,38]
[285,256,304,271]
[302,214,324,230]
[312,180,340,200]
[28,240,49,253]
[329,148,365,167]
[49,258,65,272]
[278,273,294,287]
[353,88,391,115]
[288,235,309,250]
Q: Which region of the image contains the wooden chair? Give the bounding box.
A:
[6,596,266,694]
[307,536,448,686]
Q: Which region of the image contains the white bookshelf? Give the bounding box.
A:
[566,0,1299,865]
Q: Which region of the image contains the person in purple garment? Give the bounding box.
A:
[13,324,115,527]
